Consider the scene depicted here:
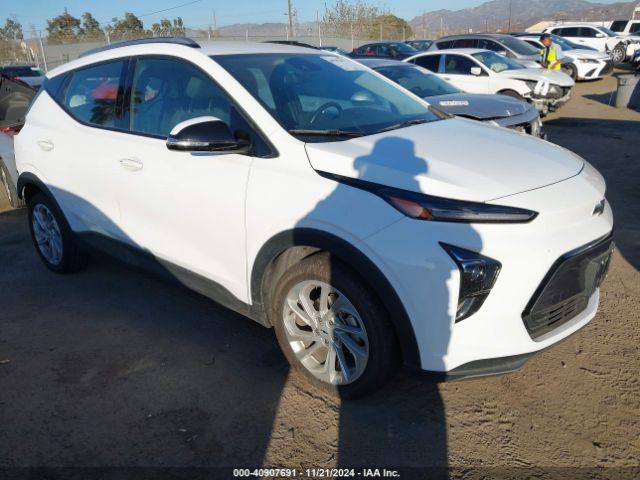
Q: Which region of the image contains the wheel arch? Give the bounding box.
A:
[251,228,422,368]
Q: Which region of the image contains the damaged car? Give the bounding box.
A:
[357,58,543,137]
[406,48,575,115]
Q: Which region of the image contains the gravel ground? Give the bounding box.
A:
[0,75,638,479]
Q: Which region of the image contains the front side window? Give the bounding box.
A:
[128,57,271,155]
[375,65,460,98]
[213,53,442,141]
[472,51,524,72]
[130,57,234,138]
[610,20,628,32]
[631,23,640,34]
[559,27,579,37]
[579,27,598,38]
[62,60,125,128]
[477,39,502,51]
[496,37,539,55]
[444,55,478,75]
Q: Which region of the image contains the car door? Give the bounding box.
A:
[116,56,261,301]
[578,27,606,51]
[29,59,130,238]
[440,54,489,93]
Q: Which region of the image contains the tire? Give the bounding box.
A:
[0,161,25,209]
[27,191,88,273]
[271,252,399,399]
[499,90,525,101]
[611,45,625,64]
[561,64,578,81]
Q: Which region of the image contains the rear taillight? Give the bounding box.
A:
[0,127,20,137]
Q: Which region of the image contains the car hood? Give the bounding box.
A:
[498,68,575,86]
[0,75,37,128]
[566,49,610,60]
[427,93,532,120]
[304,118,584,202]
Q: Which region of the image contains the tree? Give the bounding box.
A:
[47,9,81,44]
[323,0,380,40]
[0,17,24,40]
[369,14,413,40]
[151,17,185,37]
[80,12,104,40]
[110,12,145,40]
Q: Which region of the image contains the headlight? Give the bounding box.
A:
[441,243,502,321]
[577,58,600,64]
[318,172,538,223]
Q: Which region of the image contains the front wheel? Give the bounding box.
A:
[27,191,88,273]
[611,45,625,64]
[271,253,399,399]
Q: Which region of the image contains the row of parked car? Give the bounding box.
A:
[0,37,615,398]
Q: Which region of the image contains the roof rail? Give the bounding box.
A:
[79,37,200,58]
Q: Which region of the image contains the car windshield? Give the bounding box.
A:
[497,36,540,55]
[374,64,460,97]
[548,34,574,50]
[213,53,442,141]
[2,66,44,77]
[597,27,617,37]
[472,51,524,72]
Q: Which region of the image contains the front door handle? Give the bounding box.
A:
[119,158,143,172]
[37,139,54,151]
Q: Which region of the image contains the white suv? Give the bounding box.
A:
[15,38,614,398]
[543,24,640,63]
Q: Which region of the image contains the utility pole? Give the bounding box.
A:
[317,10,322,47]
[422,13,426,39]
[440,17,443,37]
[287,0,295,38]
[213,9,217,37]
[507,0,512,32]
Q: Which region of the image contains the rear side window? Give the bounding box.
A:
[453,38,477,48]
[444,55,476,74]
[435,40,455,49]
[557,27,579,37]
[630,23,640,34]
[61,60,126,128]
[610,20,628,32]
[412,55,441,72]
[477,39,502,52]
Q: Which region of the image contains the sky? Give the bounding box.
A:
[1,0,628,32]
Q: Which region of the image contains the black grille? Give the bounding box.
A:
[601,61,614,76]
[522,233,614,339]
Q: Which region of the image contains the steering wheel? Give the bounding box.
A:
[309,102,343,125]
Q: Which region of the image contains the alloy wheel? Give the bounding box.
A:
[282,280,369,385]
[32,203,63,265]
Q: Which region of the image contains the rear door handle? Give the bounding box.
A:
[119,158,143,171]
[37,139,54,151]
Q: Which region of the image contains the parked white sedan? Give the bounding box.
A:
[405,48,575,115]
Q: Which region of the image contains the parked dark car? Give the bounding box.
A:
[405,40,433,51]
[357,58,544,137]
[0,64,45,89]
[349,41,419,60]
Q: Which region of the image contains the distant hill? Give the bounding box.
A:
[408,0,638,36]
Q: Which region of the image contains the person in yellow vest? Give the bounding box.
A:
[539,33,563,70]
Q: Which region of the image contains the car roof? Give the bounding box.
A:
[358,41,407,47]
[547,23,604,28]
[417,48,486,55]
[356,58,416,68]
[437,33,510,40]
[1,64,38,69]
[49,40,326,77]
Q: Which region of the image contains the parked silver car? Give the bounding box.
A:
[428,34,542,68]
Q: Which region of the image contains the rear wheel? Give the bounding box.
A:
[271,253,399,399]
[27,191,88,273]
[561,63,578,81]
[0,161,24,208]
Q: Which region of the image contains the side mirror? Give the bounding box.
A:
[497,50,508,56]
[470,66,482,76]
[166,116,251,154]
[595,33,606,38]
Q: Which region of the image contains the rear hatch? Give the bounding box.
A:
[0,75,37,131]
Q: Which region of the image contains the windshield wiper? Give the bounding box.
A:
[373,118,429,134]
[288,129,364,137]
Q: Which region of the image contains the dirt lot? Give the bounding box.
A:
[0,75,639,479]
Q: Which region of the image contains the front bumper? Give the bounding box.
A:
[359,166,614,374]
[530,88,572,114]
[491,107,544,138]
[579,60,614,80]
